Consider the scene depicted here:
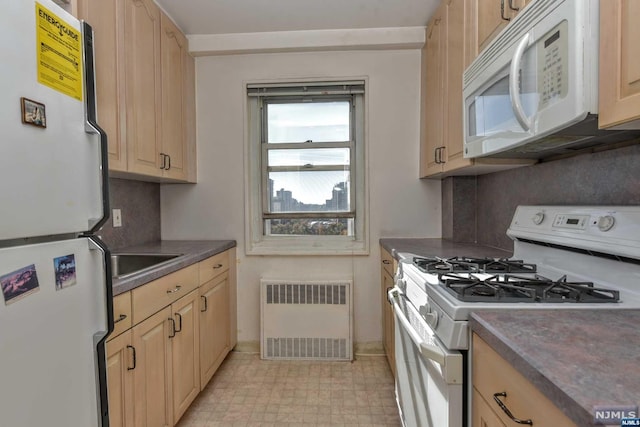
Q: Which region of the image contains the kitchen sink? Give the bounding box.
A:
[111,253,183,279]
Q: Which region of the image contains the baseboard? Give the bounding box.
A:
[354,341,384,356]
[233,340,384,356]
[234,340,260,353]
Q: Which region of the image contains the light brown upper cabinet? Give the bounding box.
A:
[160,13,194,182]
[420,0,534,178]
[76,0,127,172]
[598,0,640,129]
[420,5,446,177]
[78,0,196,182]
[124,0,163,178]
[468,0,531,56]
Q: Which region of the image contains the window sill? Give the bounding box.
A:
[246,236,369,256]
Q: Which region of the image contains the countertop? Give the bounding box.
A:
[111,240,236,295]
[470,310,640,427]
[379,238,512,259]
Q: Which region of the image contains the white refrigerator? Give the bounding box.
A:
[0,1,112,426]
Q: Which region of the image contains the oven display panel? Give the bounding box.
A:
[553,214,589,229]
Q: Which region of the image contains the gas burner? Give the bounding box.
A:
[413,257,477,274]
[541,275,621,303]
[440,273,539,302]
[413,256,537,275]
[439,273,621,303]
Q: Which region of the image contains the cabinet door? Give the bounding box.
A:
[475,0,512,53]
[124,0,163,177]
[420,8,446,177]
[77,0,127,172]
[472,389,506,427]
[160,12,189,181]
[599,0,640,128]
[184,50,197,183]
[171,290,201,424]
[106,331,134,427]
[132,306,173,427]
[381,269,395,376]
[199,272,230,388]
[443,0,473,172]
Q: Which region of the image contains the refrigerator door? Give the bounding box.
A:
[0,237,110,427]
[0,0,105,240]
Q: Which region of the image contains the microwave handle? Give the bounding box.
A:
[509,32,532,131]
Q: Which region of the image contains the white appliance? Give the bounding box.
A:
[463,0,638,159]
[0,2,112,426]
[389,206,640,427]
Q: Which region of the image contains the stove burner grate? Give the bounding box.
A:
[439,273,620,303]
[413,256,537,275]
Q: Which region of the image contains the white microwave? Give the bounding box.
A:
[463,0,612,159]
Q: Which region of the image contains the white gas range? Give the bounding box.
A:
[388,206,640,427]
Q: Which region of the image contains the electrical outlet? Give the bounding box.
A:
[112,209,122,228]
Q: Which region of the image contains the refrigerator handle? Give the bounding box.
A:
[87,235,114,427]
[81,21,110,234]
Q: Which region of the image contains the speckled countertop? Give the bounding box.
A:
[111,240,236,295]
[470,310,640,427]
[379,238,512,260]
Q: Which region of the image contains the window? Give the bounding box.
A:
[246,81,367,255]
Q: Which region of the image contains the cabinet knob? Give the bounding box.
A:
[213,263,223,269]
[114,313,127,324]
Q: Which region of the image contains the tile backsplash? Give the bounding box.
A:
[444,141,640,251]
[98,178,161,249]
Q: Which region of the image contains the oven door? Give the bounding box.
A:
[388,288,463,427]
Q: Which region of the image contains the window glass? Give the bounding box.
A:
[265,218,353,236]
[267,148,350,167]
[267,102,350,143]
[267,171,351,213]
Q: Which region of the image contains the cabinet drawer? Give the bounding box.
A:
[199,251,229,285]
[472,334,576,427]
[110,292,132,339]
[381,248,396,277]
[132,264,198,325]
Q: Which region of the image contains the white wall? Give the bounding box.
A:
[161,49,441,351]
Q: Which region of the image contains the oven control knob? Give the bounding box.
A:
[597,215,615,232]
[532,212,545,225]
[419,305,439,328]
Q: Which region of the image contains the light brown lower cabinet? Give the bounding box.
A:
[106,331,135,427]
[171,290,201,424]
[472,388,505,427]
[133,306,173,427]
[472,334,577,427]
[199,271,230,388]
[380,247,396,377]
[106,249,236,427]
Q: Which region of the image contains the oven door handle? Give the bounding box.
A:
[388,289,463,384]
[390,295,446,365]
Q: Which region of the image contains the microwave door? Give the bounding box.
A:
[465,40,539,156]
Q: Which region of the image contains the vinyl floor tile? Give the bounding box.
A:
[176,352,402,427]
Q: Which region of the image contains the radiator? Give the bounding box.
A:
[260,279,353,361]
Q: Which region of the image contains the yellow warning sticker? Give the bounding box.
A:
[35,2,83,100]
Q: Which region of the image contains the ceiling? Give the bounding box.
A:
[154,0,440,35]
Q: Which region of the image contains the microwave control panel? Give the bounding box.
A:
[538,20,569,109]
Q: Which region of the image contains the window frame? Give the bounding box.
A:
[245,80,368,256]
